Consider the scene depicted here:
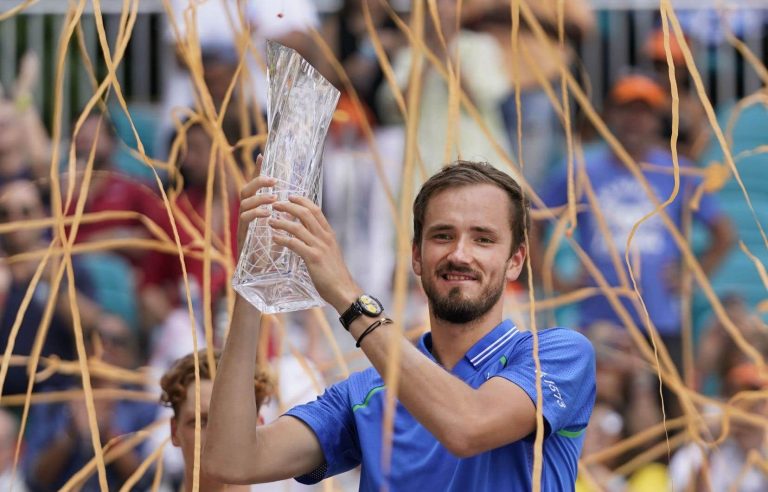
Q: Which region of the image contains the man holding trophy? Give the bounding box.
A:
[204,43,595,491]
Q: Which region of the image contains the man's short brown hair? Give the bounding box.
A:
[412,161,529,252]
[160,350,274,417]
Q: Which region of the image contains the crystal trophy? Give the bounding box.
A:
[232,41,340,313]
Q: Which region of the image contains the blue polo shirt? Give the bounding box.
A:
[285,320,596,491]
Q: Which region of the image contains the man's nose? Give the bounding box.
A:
[447,236,472,264]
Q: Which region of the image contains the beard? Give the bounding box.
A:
[421,263,506,324]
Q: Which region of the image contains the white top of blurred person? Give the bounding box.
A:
[167,0,319,46]
[0,409,29,492]
[163,0,320,122]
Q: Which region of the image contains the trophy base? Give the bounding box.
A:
[233,273,326,314]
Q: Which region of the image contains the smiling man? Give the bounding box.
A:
[204,160,596,491]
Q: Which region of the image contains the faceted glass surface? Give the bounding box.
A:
[232,41,340,313]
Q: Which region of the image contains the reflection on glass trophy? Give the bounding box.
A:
[232,41,340,313]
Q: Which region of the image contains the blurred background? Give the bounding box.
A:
[0,0,767,490]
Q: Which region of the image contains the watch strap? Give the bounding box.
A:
[339,302,362,331]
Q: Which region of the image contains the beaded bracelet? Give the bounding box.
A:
[355,317,393,348]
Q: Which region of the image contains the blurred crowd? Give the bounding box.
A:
[0,0,767,490]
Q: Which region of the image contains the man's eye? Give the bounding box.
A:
[433,234,451,240]
[477,237,494,244]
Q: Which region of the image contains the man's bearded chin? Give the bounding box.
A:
[423,272,505,324]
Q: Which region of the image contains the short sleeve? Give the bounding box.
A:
[284,379,361,484]
[495,328,596,435]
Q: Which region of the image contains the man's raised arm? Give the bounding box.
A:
[202,170,325,484]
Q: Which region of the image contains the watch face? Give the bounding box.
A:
[359,294,383,316]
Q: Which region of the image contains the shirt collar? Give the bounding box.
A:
[418,319,519,371]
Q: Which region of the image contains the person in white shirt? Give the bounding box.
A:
[0,409,29,492]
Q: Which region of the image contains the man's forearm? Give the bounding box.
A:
[347,317,533,457]
[358,325,469,448]
[203,295,263,472]
[327,287,474,451]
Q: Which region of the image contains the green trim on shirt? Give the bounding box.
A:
[352,385,386,412]
[556,428,586,439]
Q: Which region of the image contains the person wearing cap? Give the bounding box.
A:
[644,28,710,161]
[534,73,734,385]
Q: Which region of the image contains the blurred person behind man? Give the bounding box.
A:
[0,408,28,491]
[377,0,512,176]
[575,402,627,492]
[695,295,768,398]
[0,179,101,395]
[534,73,735,375]
[644,28,710,162]
[669,362,768,492]
[0,100,34,186]
[462,0,595,189]
[577,324,671,492]
[332,0,406,123]
[22,314,157,491]
[0,52,52,190]
[68,112,168,250]
[140,121,239,335]
[160,350,273,491]
[159,349,323,491]
[160,0,322,157]
[67,111,170,335]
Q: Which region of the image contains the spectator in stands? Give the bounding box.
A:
[577,322,673,491]
[67,111,171,337]
[332,0,405,124]
[69,112,168,252]
[644,28,710,162]
[534,74,734,374]
[0,52,51,190]
[22,316,157,491]
[669,362,768,491]
[575,402,627,492]
[159,350,274,491]
[463,0,595,189]
[0,100,34,186]
[149,320,325,490]
[0,179,101,395]
[95,313,143,371]
[160,0,321,158]
[140,121,239,332]
[696,295,768,395]
[0,409,28,491]
[588,322,662,439]
[377,0,511,176]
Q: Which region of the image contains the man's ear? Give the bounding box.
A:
[506,243,527,282]
[412,241,422,276]
[170,418,180,447]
